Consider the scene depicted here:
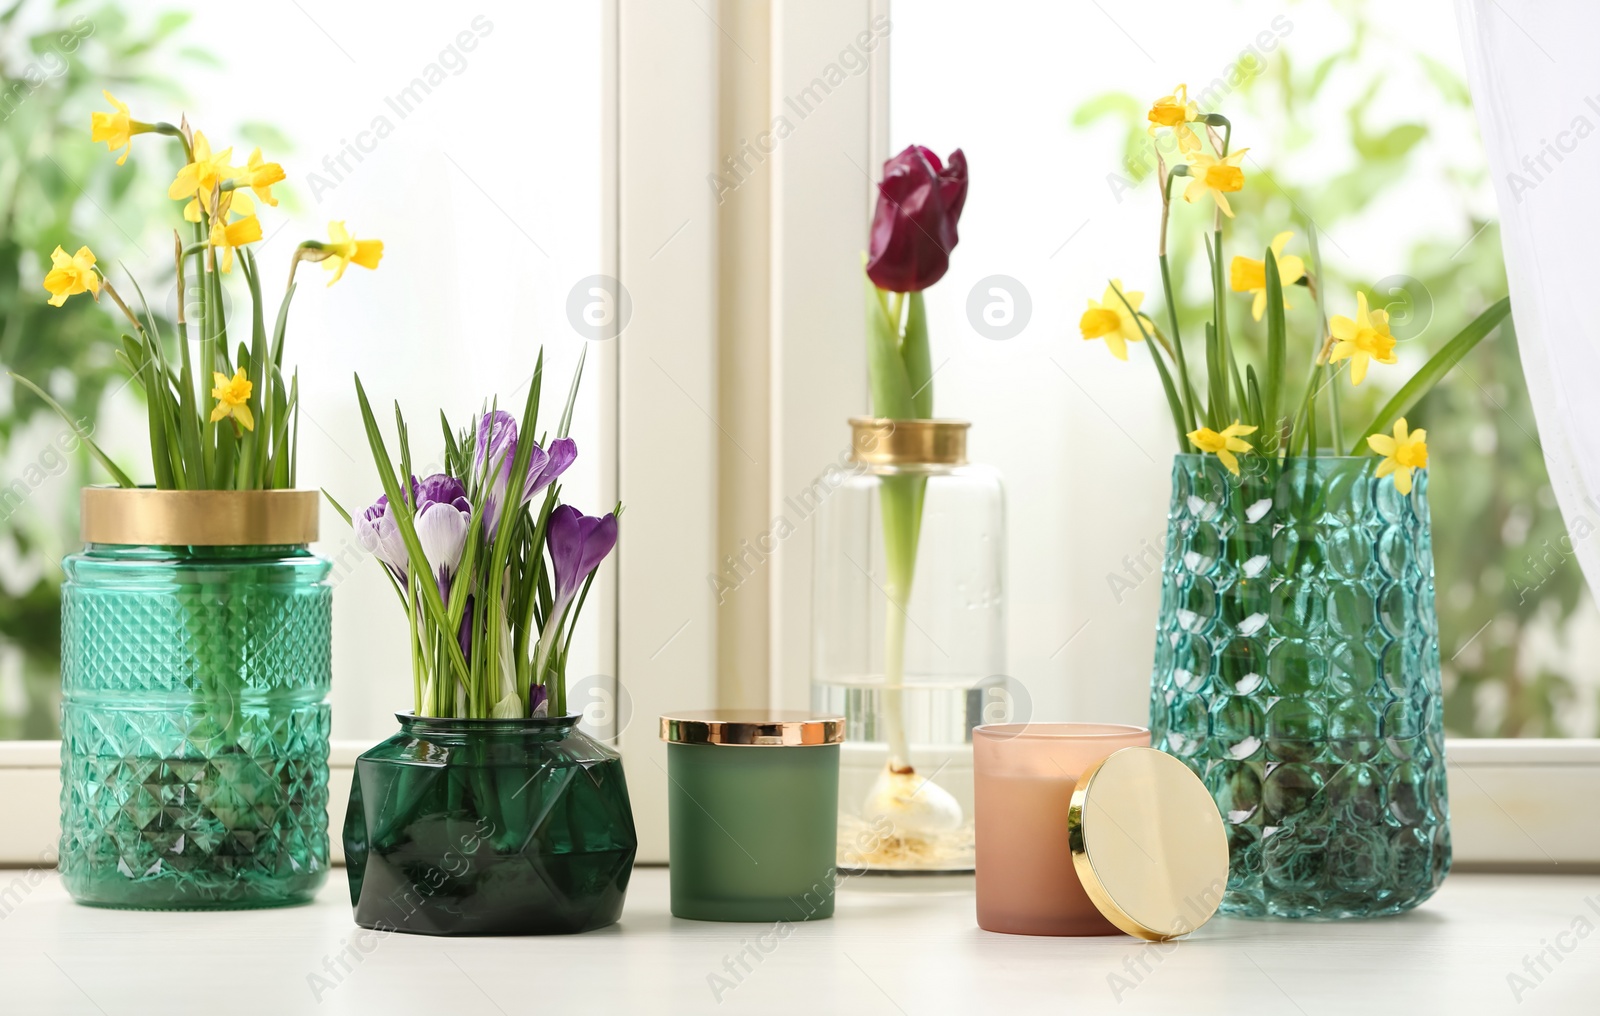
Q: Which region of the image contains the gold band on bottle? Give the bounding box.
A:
[848,417,969,466]
[81,488,321,546]
[660,711,845,746]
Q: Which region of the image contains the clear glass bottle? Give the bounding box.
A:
[812,418,1006,873]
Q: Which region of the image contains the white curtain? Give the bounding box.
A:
[1458,0,1600,594]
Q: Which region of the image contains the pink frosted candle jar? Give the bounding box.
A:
[973,723,1149,935]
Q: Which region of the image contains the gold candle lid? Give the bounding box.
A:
[849,417,969,466]
[1068,747,1230,941]
[81,487,321,546]
[660,710,845,746]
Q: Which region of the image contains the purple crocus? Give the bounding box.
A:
[546,504,619,617]
[474,411,578,532]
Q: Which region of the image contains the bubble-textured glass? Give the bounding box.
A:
[1150,455,1451,919]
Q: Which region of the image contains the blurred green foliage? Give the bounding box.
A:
[1075,10,1593,736]
[0,0,191,738]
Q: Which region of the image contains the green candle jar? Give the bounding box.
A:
[661,711,843,922]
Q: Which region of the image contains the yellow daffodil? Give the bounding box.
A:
[320,221,384,286]
[1188,419,1257,476]
[1328,292,1397,385]
[1230,232,1306,321]
[184,188,257,224]
[1367,418,1428,495]
[207,214,262,273]
[1147,83,1202,154]
[241,148,285,207]
[1183,149,1250,218]
[90,91,151,165]
[210,368,255,431]
[1078,281,1147,361]
[170,131,238,213]
[42,245,101,307]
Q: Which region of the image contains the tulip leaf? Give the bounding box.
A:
[1347,297,1511,455]
[864,273,916,420]
[903,291,933,419]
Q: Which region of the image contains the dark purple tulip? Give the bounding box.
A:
[865,145,967,293]
[529,684,548,717]
[546,504,618,616]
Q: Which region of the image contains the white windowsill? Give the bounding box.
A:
[0,868,1595,1013]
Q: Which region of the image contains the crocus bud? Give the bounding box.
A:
[546,504,619,615]
[865,145,968,293]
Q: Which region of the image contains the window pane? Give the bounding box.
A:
[888,0,1596,736]
[0,1,603,740]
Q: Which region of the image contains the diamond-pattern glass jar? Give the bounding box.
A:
[59,539,332,909]
[1150,454,1451,919]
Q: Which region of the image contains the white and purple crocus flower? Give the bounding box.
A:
[355,473,472,598]
[475,409,576,533]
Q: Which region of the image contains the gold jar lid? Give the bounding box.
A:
[82,487,321,546]
[660,710,845,746]
[849,417,969,466]
[1068,747,1230,941]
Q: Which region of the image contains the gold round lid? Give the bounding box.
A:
[82,487,320,546]
[1068,747,1229,941]
[849,417,969,466]
[660,710,844,746]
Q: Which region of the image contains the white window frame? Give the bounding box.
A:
[2,0,1597,873]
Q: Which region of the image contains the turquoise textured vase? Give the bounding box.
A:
[1150,454,1451,919]
[345,714,638,936]
[59,542,332,909]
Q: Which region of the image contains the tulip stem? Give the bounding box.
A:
[878,472,924,772]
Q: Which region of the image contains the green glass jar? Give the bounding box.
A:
[58,489,332,910]
[345,713,638,936]
[662,711,843,922]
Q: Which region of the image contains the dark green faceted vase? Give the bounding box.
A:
[1151,455,1451,919]
[345,713,638,936]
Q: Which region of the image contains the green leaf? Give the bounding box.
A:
[1357,123,1427,162]
[1069,91,1141,128]
[353,373,472,686]
[1112,282,1184,450]
[863,272,916,420]
[1158,254,1197,433]
[903,291,934,419]
[1348,297,1512,455]
[1264,247,1286,450]
[322,489,353,526]
[1418,53,1473,106]
[10,374,137,487]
